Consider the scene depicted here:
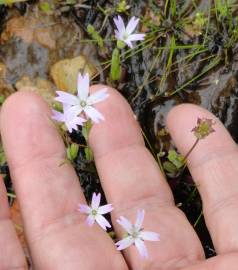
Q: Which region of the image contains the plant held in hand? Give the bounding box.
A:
[116,209,160,258]
[78,193,113,231]
[54,73,109,124]
[51,105,86,133]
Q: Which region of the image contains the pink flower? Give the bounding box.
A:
[55,73,109,123]
[78,193,113,231]
[51,105,86,133]
[114,16,145,48]
[116,210,160,258]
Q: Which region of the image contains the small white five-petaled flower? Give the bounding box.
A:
[114,15,145,48]
[116,209,160,258]
[52,104,86,133]
[78,193,113,231]
[54,73,109,129]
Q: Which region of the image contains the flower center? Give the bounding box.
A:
[80,100,87,107]
[91,209,97,216]
[131,229,140,239]
[123,33,129,40]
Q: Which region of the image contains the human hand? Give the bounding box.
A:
[0,86,238,270]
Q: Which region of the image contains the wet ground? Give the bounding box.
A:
[1,0,238,260]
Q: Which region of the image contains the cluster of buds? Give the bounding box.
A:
[192,117,215,140]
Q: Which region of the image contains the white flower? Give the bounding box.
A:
[114,16,145,48]
[55,73,109,123]
[78,193,113,231]
[116,210,160,258]
[52,105,86,133]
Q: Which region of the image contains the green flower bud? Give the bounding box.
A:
[67,143,79,161]
[117,40,126,49]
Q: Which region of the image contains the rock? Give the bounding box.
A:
[1,17,34,44]
[0,62,15,99]
[1,16,56,50]
[50,56,97,93]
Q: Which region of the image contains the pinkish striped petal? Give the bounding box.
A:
[140,231,160,241]
[135,239,148,258]
[78,204,91,214]
[64,105,83,118]
[115,29,122,40]
[126,33,145,42]
[51,110,64,122]
[126,16,139,35]
[84,106,105,123]
[125,40,133,48]
[114,15,126,33]
[86,215,95,227]
[95,214,111,230]
[77,73,89,101]
[98,204,113,215]
[87,88,109,105]
[55,91,78,106]
[117,216,133,234]
[135,209,145,230]
[91,193,101,209]
[115,236,134,250]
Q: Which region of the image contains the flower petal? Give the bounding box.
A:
[86,214,95,227]
[55,91,78,106]
[98,204,113,215]
[135,209,145,230]
[126,33,145,42]
[87,88,109,105]
[64,104,82,118]
[125,40,133,48]
[77,73,89,101]
[116,236,134,250]
[67,116,85,132]
[114,15,126,33]
[95,214,111,230]
[78,204,91,214]
[51,110,64,122]
[126,16,139,35]
[91,193,101,209]
[117,216,133,234]
[135,239,148,258]
[84,106,105,123]
[63,107,86,132]
[140,231,160,241]
[115,29,122,40]
[65,122,75,133]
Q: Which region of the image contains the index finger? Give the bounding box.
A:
[0,91,127,269]
[89,85,204,269]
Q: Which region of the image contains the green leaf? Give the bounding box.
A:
[163,161,177,174]
[110,48,121,81]
[67,143,79,161]
[39,2,52,14]
[0,95,5,105]
[0,0,28,4]
[87,24,104,48]
[167,150,184,169]
[84,147,93,162]
[82,120,92,142]
[116,0,130,13]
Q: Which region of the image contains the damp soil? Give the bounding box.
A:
[1,0,238,261]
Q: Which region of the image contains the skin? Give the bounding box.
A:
[0,87,238,270]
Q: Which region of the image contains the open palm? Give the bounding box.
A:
[0,86,238,270]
